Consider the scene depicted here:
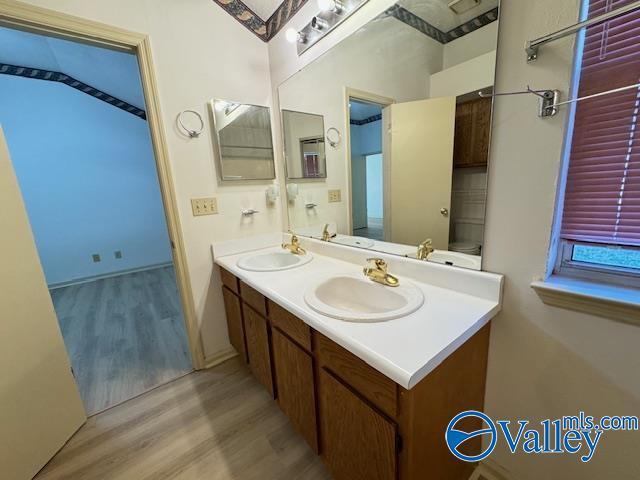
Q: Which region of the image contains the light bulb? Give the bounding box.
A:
[285,28,300,43]
[317,0,342,13]
[317,0,335,11]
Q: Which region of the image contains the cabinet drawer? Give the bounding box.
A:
[316,334,397,419]
[220,267,239,294]
[269,300,312,352]
[243,304,274,397]
[222,286,246,362]
[240,281,267,317]
[272,329,318,453]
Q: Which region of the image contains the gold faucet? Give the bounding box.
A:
[321,223,335,242]
[282,233,306,255]
[363,258,399,287]
[417,238,434,261]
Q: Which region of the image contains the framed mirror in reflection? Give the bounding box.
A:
[210,99,275,181]
[283,110,327,179]
[277,0,500,271]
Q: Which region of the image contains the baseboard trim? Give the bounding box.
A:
[48,261,174,290]
[203,347,238,369]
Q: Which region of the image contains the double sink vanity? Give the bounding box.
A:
[213,233,503,480]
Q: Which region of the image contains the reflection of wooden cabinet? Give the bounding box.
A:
[453,97,492,168]
[319,369,397,480]
[219,266,491,480]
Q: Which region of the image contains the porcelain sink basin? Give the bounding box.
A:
[237,251,313,272]
[332,235,375,248]
[405,250,481,270]
[304,274,424,322]
[427,251,481,270]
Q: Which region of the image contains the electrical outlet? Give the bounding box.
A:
[92,254,101,263]
[114,250,123,259]
[191,197,218,216]
[328,189,342,203]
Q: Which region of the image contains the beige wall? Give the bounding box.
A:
[14,0,281,361]
[483,0,640,478]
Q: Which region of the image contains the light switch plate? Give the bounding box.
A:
[328,189,342,203]
[191,197,218,216]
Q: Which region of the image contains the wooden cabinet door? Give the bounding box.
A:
[243,305,274,397]
[319,369,397,480]
[272,329,318,453]
[222,286,246,363]
[453,101,474,168]
[453,97,492,168]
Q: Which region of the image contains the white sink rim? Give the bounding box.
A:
[428,251,481,270]
[236,251,313,272]
[304,274,424,323]
[333,235,375,249]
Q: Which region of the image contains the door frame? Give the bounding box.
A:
[0,0,205,369]
[343,87,393,236]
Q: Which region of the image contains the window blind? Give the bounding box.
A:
[560,0,640,247]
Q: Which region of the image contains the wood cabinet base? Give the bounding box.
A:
[219,268,491,480]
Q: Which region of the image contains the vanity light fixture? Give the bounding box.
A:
[317,0,343,14]
[293,0,369,55]
[285,28,306,44]
[311,16,329,31]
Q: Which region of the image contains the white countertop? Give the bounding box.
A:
[214,238,503,389]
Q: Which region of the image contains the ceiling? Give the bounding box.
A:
[350,100,382,122]
[396,0,498,32]
[0,26,145,109]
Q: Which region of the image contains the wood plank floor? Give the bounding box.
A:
[35,358,331,480]
[50,266,193,415]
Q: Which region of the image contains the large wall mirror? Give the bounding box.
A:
[278,0,500,270]
[210,99,276,181]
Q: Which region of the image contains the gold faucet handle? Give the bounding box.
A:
[365,258,388,271]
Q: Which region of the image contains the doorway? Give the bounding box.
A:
[0,25,194,415]
[348,98,386,240]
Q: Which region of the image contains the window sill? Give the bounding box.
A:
[531,276,640,326]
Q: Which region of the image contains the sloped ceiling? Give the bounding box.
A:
[0,26,145,110]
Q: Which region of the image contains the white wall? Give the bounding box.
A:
[483,0,640,478]
[430,51,496,99]
[443,20,498,69]
[0,75,172,286]
[431,24,498,99]
[17,0,278,361]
